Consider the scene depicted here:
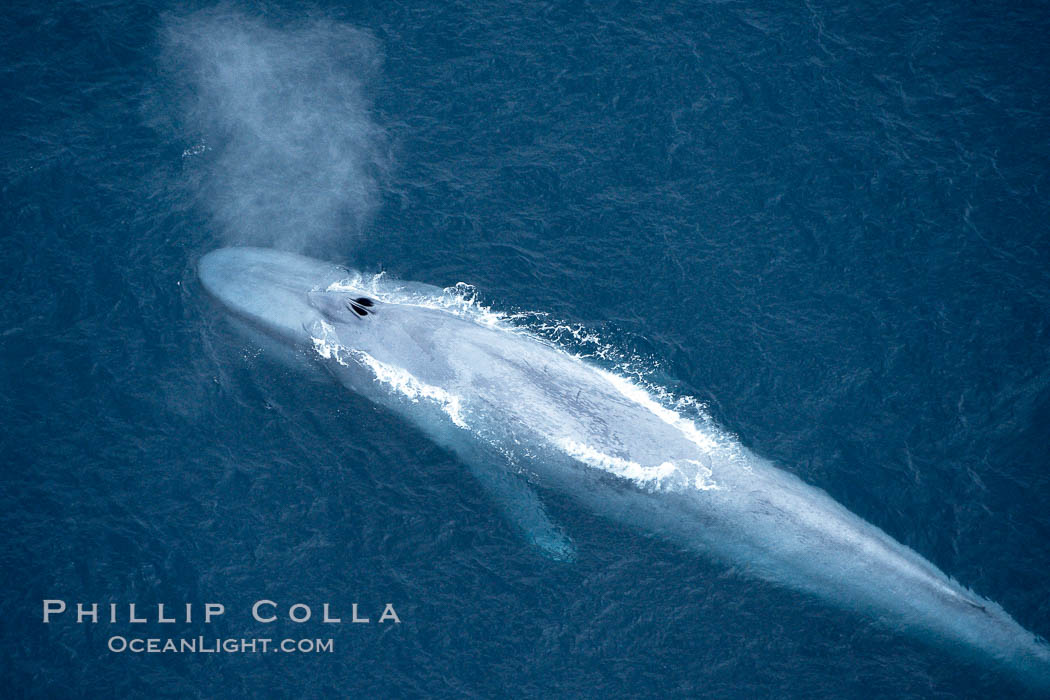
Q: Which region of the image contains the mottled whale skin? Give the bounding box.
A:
[199,246,1050,688]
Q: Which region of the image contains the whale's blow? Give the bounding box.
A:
[158,10,389,251]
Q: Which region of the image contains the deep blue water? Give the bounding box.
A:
[3,1,1050,697]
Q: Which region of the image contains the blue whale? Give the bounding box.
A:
[199,246,1050,688]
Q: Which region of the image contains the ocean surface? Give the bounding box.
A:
[3,1,1049,697]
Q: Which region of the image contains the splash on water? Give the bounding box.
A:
[310,319,469,429]
[314,273,734,493]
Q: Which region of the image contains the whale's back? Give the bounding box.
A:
[330,300,1050,686]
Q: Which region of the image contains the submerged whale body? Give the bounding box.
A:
[198,246,1050,687]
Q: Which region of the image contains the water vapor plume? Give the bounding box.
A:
[161,7,389,251]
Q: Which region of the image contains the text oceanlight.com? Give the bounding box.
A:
[108,637,334,654]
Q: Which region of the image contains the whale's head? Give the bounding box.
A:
[198,247,374,345]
